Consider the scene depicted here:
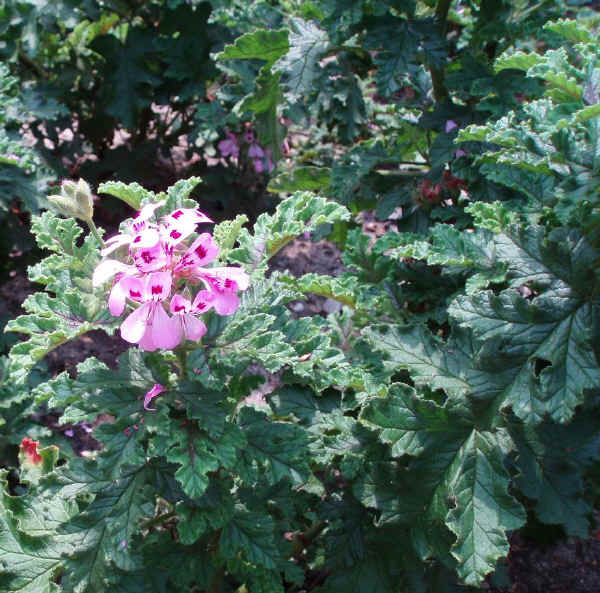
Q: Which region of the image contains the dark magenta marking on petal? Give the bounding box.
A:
[195,245,207,258]
[151,285,163,295]
[170,230,182,239]
[130,290,142,298]
[172,210,184,219]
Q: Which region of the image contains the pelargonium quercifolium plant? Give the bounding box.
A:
[2,8,600,593]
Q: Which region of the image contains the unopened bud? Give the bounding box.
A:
[47,178,94,221]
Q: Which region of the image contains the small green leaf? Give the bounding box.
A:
[267,166,332,193]
[216,29,289,69]
[219,506,282,569]
[98,181,154,210]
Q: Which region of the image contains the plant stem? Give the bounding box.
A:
[207,565,225,593]
[174,346,188,378]
[140,511,177,530]
[430,0,452,103]
[86,219,105,247]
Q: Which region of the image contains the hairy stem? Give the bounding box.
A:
[86,219,105,247]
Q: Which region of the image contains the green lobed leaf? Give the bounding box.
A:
[449,225,600,425]
[229,191,350,275]
[356,386,525,585]
[359,383,467,458]
[237,406,312,485]
[510,412,600,537]
[91,29,160,129]
[175,480,235,545]
[0,472,64,593]
[216,29,289,69]
[32,350,163,424]
[267,166,332,194]
[445,429,526,586]
[97,181,153,210]
[213,214,249,262]
[273,18,329,101]
[157,417,244,499]
[219,505,282,570]
[3,211,118,386]
[544,18,593,43]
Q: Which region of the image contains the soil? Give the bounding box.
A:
[488,531,600,593]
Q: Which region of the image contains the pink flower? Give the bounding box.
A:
[144,383,165,410]
[243,130,255,143]
[163,208,213,229]
[119,272,180,351]
[93,259,137,287]
[174,233,219,274]
[445,120,458,133]
[160,207,213,253]
[218,131,240,158]
[189,266,250,315]
[169,291,214,343]
[249,144,274,173]
[248,142,264,159]
[101,201,164,256]
[133,242,170,273]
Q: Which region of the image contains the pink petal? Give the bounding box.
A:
[134,243,169,273]
[212,290,239,316]
[253,158,264,173]
[248,143,264,159]
[136,200,165,223]
[445,120,458,133]
[143,383,166,411]
[108,279,128,316]
[161,222,196,249]
[101,234,132,256]
[192,289,216,313]
[121,302,152,344]
[120,276,145,302]
[165,208,213,227]
[138,326,158,351]
[175,233,218,271]
[150,302,182,349]
[207,266,250,291]
[93,259,134,286]
[183,314,207,341]
[130,227,160,250]
[218,138,239,158]
[170,293,192,314]
[144,271,172,302]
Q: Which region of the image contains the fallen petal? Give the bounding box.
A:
[143,383,166,411]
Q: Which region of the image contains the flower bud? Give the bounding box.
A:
[47,178,94,221]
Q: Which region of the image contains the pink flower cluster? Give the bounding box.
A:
[93,201,249,351]
[218,128,275,173]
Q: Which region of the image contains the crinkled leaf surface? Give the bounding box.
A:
[449,225,600,424]
[357,384,525,585]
